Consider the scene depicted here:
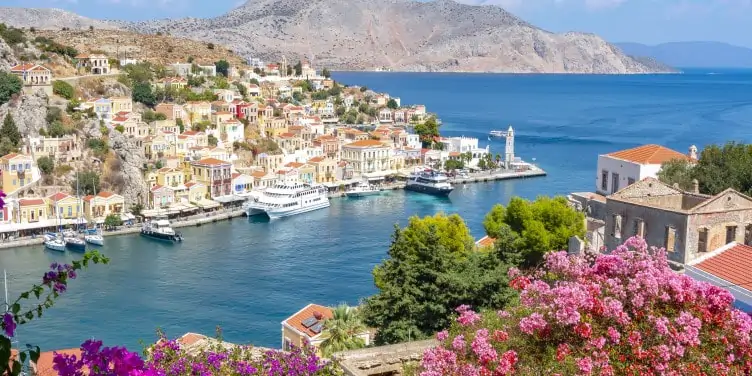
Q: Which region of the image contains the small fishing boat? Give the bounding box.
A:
[64,236,86,251]
[84,229,104,246]
[44,237,66,252]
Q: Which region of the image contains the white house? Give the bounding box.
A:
[231,173,254,195]
[341,140,392,176]
[220,119,245,145]
[596,144,695,196]
[685,242,752,312]
[406,134,421,150]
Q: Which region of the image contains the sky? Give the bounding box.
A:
[2,0,752,48]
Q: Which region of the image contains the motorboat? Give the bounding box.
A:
[64,236,86,251]
[141,217,183,242]
[84,228,104,246]
[345,185,383,198]
[44,237,66,252]
[243,180,330,219]
[489,130,507,138]
[405,169,454,196]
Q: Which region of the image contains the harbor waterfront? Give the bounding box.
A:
[3,69,752,351]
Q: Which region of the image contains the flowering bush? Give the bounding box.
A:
[418,236,752,375]
[52,333,342,376]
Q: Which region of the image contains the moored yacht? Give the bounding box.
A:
[405,169,454,196]
[84,229,104,246]
[44,237,66,252]
[64,236,86,251]
[243,180,329,219]
[345,184,382,198]
[141,217,183,242]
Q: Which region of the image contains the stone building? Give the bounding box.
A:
[596,144,694,196]
[75,54,110,74]
[603,177,752,267]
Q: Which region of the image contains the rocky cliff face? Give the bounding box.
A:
[0,7,118,30]
[1,1,676,73]
[0,90,49,137]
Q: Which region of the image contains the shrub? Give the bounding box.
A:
[0,71,22,105]
[53,80,75,100]
[115,125,125,133]
[0,23,26,45]
[37,156,55,175]
[417,237,752,375]
[207,42,215,50]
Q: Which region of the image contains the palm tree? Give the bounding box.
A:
[319,304,367,357]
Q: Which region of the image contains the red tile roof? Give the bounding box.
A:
[231,172,241,179]
[0,153,21,160]
[177,332,206,346]
[475,235,496,248]
[607,144,691,165]
[194,158,229,166]
[308,156,325,163]
[33,348,85,376]
[251,170,266,178]
[283,303,333,338]
[10,63,37,72]
[151,184,164,192]
[345,140,385,148]
[691,243,752,287]
[285,162,304,168]
[98,191,115,198]
[19,198,45,206]
[48,192,71,201]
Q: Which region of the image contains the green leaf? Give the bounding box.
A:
[0,336,11,370]
[19,351,26,363]
[30,347,40,364]
[19,292,29,300]
[11,359,21,375]
[24,311,33,320]
[10,303,20,314]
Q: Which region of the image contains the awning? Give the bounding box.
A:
[322,179,359,188]
[363,170,397,179]
[213,195,248,203]
[194,199,220,209]
[120,213,136,221]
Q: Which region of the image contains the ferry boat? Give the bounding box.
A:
[345,185,382,198]
[141,218,183,242]
[243,180,330,219]
[405,170,454,196]
[489,130,506,138]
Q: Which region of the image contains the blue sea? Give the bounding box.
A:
[2,69,752,351]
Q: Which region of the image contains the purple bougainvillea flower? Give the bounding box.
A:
[2,312,16,337]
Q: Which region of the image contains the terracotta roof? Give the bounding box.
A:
[231,172,241,179]
[449,151,461,157]
[475,235,496,248]
[48,192,71,201]
[308,156,325,163]
[177,332,206,347]
[112,116,129,122]
[182,131,200,136]
[344,140,385,148]
[0,152,21,160]
[691,243,752,288]
[214,111,232,115]
[278,133,295,138]
[285,162,304,168]
[97,191,115,198]
[82,195,94,202]
[34,348,85,376]
[607,144,690,165]
[19,198,45,206]
[10,63,37,72]
[185,181,197,188]
[151,184,164,192]
[251,170,267,178]
[283,303,333,338]
[194,157,229,166]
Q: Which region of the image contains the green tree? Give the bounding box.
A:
[657,158,696,191]
[0,71,22,105]
[294,60,303,76]
[483,196,585,266]
[414,116,440,148]
[47,120,68,138]
[208,134,218,147]
[215,59,230,77]
[444,159,464,171]
[52,80,75,100]
[72,170,100,196]
[386,98,398,109]
[121,62,153,86]
[1,113,21,147]
[132,82,156,107]
[319,304,367,357]
[37,156,54,175]
[322,68,331,78]
[234,82,248,98]
[104,213,123,230]
[213,76,230,89]
[362,214,516,345]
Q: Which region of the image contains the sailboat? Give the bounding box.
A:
[45,202,66,252]
[84,176,104,246]
[64,173,86,252]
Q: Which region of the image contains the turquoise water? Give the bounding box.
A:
[2,70,752,351]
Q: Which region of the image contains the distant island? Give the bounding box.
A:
[615,41,752,69]
[0,1,677,74]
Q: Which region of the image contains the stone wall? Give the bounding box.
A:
[334,339,437,376]
[686,209,752,263]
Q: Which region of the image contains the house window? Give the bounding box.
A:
[698,228,708,253]
[746,224,752,246]
[613,214,622,239]
[68,206,72,216]
[611,172,620,193]
[633,219,645,238]
[726,225,738,244]
[601,170,608,192]
[627,177,635,186]
[665,226,676,252]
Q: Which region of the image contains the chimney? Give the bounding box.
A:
[689,145,698,160]
[692,179,699,194]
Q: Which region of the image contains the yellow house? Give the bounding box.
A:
[185,101,212,123]
[151,119,179,135]
[265,117,288,138]
[281,303,371,354]
[47,192,81,220]
[211,111,234,128]
[307,156,337,183]
[156,167,185,188]
[110,97,133,114]
[0,153,35,194]
[83,192,125,219]
[284,162,316,184]
[144,134,170,160]
[184,181,208,203]
[18,198,49,223]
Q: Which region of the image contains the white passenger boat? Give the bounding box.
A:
[243,181,329,219]
[345,185,382,198]
[489,130,506,138]
[405,169,454,196]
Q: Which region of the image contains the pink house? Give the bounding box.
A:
[150,185,175,208]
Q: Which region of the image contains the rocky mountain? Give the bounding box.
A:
[0,7,118,30]
[615,41,752,69]
[2,1,675,73]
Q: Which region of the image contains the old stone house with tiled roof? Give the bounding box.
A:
[604,177,752,268]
